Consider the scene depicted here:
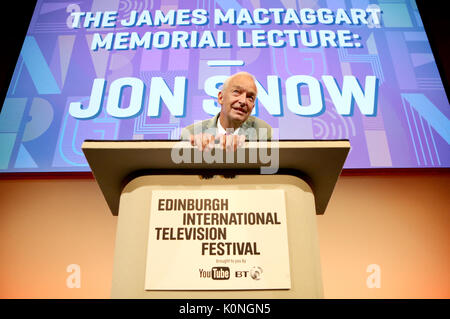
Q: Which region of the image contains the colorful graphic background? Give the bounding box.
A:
[0,0,448,172]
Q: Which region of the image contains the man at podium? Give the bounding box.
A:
[181,72,273,151]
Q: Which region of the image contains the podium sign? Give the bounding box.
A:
[145,189,291,290]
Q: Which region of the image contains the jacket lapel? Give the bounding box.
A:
[205,113,220,130]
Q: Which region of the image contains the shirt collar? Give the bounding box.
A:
[217,116,240,135]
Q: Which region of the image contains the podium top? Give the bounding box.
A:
[82,140,350,216]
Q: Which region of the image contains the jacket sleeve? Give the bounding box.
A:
[180,126,193,140]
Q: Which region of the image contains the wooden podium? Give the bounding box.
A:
[82,140,350,299]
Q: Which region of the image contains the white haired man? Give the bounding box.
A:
[181,72,272,151]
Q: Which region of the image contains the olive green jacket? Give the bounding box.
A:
[180,113,272,140]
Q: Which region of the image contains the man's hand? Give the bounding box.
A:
[218,133,245,151]
[189,133,245,151]
[190,133,215,151]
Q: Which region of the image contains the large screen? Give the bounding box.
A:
[0,0,448,172]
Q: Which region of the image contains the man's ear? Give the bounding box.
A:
[217,90,223,105]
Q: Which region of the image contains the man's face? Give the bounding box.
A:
[218,74,257,125]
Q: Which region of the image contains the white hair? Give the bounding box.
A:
[221,72,257,93]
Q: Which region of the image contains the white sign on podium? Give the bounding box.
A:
[144,189,291,290]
